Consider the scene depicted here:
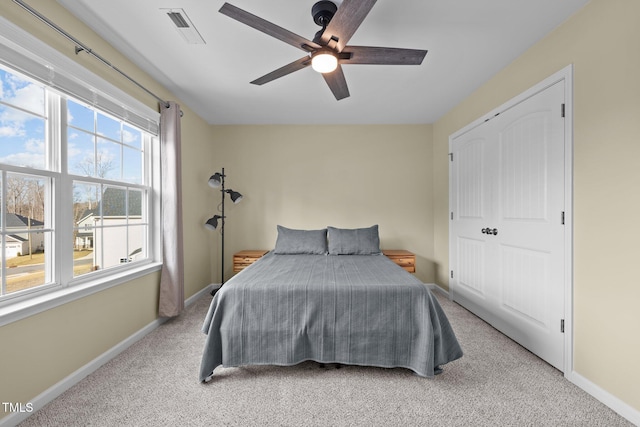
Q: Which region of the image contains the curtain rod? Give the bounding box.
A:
[12,0,171,110]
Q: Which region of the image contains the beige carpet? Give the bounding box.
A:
[19,291,632,426]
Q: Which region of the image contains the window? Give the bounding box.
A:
[67,98,151,274]
[0,62,159,305]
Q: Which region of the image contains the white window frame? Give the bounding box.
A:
[0,17,162,327]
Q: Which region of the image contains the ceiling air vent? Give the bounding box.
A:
[167,12,189,28]
[161,8,205,44]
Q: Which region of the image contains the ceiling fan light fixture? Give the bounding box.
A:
[218,1,428,100]
[311,51,338,73]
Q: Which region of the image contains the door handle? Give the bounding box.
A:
[481,228,498,235]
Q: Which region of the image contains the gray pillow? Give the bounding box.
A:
[327,225,381,255]
[273,225,328,255]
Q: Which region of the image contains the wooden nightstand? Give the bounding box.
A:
[382,250,416,273]
[233,250,269,273]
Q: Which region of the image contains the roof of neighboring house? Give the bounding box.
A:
[7,234,27,242]
[76,208,95,224]
[84,188,142,218]
[5,213,44,228]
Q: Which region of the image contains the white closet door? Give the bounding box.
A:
[450,81,566,370]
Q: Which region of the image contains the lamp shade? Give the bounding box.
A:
[228,190,243,203]
[208,173,223,188]
[205,215,222,230]
[311,52,338,73]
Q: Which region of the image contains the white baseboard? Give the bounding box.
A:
[0,284,213,427]
[566,371,640,426]
[186,284,215,305]
[425,282,451,299]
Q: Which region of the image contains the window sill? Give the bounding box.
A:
[0,262,162,327]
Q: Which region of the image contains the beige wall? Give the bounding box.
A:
[433,0,640,413]
[0,1,215,419]
[209,124,435,283]
[0,272,160,407]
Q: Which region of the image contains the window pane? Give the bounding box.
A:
[5,230,51,294]
[72,181,99,277]
[0,67,47,170]
[0,67,45,115]
[2,172,50,295]
[5,173,46,224]
[102,226,128,269]
[128,225,146,262]
[0,105,46,170]
[97,137,121,180]
[73,226,96,277]
[68,129,96,176]
[91,226,103,273]
[122,146,143,184]
[67,100,94,132]
[94,187,127,269]
[128,188,142,218]
[101,186,125,217]
[73,182,100,216]
[97,112,120,141]
[123,124,141,150]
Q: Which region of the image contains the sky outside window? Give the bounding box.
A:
[0,68,46,170]
[67,99,144,185]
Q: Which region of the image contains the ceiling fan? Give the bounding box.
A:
[219,0,428,100]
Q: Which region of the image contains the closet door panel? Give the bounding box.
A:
[492,81,565,370]
[451,126,497,312]
[456,236,487,298]
[450,80,566,370]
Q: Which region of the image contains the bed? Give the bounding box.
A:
[199,225,463,382]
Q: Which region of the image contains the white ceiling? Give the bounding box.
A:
[56,0,589,125]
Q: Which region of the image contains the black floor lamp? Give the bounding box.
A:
[205,168,243,295]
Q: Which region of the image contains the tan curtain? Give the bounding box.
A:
[158,101,184,317]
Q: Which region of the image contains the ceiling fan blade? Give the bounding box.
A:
[341,46,428,65]
[220,3,321,52]
[320,0,377,52]
[250,56,311,86]
[322,65,350,100]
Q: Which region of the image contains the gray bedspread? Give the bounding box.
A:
[200,252,462,381]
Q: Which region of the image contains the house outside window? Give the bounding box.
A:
[5,214,45,257]
[0,56,159,306]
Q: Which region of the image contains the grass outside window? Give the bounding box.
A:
[6,250,94,293]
